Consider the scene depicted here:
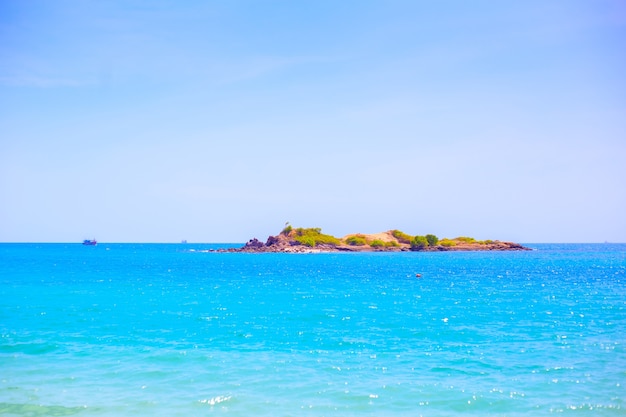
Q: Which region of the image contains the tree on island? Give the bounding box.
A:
[425,234,439,247]
[410,235,428,251]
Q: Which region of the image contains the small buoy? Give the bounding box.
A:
[415,273,422,278]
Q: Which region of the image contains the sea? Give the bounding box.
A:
[0,243,624,416]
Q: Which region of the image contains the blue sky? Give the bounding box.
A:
[1,0,625,243]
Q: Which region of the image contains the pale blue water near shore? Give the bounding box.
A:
[1,243,624,416]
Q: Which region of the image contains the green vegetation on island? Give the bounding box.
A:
[237,226,530,253]
[291,227,341,247]
[345,235,367,246]
[391,230,413,244]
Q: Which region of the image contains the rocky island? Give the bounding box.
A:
[223,226,531,253]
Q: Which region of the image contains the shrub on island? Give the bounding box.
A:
[410,235,428,250]
[346,235,367,246]
[370,239,386,248]
[425,234,439,247]
[297,236,316,247]
[293,227,341,247]
[372,240,400,248]
[391,230,413,244]
[439,239,457,247]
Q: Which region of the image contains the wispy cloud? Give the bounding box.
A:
[215,54,342,85]
[0,75,96,88]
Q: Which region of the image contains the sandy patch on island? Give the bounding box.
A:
[342,231,398,243]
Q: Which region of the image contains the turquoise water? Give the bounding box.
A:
[1,243,624,416]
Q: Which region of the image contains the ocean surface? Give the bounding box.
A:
[0,243,624,416]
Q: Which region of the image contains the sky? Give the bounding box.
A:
[1,0,625,243]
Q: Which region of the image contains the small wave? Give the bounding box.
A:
[0,402,87,416]
[199,396,232,406]
[550,402,622,412]
[0,342,59,355]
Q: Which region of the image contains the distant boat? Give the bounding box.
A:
[82,239,97,246]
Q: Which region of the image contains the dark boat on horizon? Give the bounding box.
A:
[82,239,97,246]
